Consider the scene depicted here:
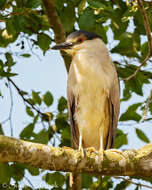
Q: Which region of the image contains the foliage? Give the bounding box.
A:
[0,0,152,189]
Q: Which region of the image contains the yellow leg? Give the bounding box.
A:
[78,127,84,157]
[78,127,83,151]
[99,127,104,159]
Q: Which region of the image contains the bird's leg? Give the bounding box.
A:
[78,127,84,156]
[78,131,82,151]
[99,126,104,159]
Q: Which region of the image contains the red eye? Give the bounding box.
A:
[78,38,84,43]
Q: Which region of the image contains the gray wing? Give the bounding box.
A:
[67,88,79,149]
[105,70,120,149]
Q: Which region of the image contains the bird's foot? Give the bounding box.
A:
[79,147,84,157]
[106,149,126,159]
[86,147,96,153]
[62,146,72,149]
[98,149,104,161]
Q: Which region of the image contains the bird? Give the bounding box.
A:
[52,30,120,154]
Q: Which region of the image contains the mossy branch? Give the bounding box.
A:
[0,135,152,178]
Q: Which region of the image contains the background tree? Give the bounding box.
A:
[0,0,152,189]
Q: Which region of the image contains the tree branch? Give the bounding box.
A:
[137,0,152,54]
[114,176,152,189]
[8,78,43,116]
[42,0,71,72]
[123,52,150,81]
[124,0,152,81]
[1,135,152,178]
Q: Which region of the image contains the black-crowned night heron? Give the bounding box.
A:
[52,30,120,154]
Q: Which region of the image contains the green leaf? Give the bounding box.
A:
[140,42,148,60]
[149,101,152,115]
[110,9,129,39]
[5,52,13,65]
[25,165,40,176]
[0,0,7,8]
[58,96,67,112]
[111,32,140,58]
[60,127,71,147]
[11,163,25,181]
[6,17,17,35]
[134,10,146,35]
[55,0,65,12]
[60,5,76,32]
[33,129,49,144]
[43,91,53,107]
[115,180,130,190]
[136,128,150,143]
[43,172,65,187]
[32,90,41,105]
[102,176,113,189]
[114,129,128,148]
[20,90,28,96]
[87,0,107,9]
[94,24,108,44]
[0,90,2,97]
[55,114,69,131]
[0,124,4,135]
[122,82,132,101]
[26,106,34,117]
[0,163,11,183]
[61,127,71,140]
[27,98,35,105]
[78,0,86,15]
[120,103,142,122]
[26,0,41,8]
[82,174,93,188]
[37,33,52,52]
[20,123,34,139]
[1,72,17,77]
[13,15,26,32]
[21,53,31,58]
[118,64,149,96]
[79,8,95,30]
[33,114,39,124]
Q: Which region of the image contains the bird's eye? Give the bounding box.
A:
[77,38,84,43]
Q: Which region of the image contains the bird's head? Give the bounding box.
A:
[51,30,101,55]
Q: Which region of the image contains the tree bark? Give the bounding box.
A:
[42,0,71,72]
[0,135,152,178]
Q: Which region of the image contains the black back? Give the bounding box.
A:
[67,30,101,41]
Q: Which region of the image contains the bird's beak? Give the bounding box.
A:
[51,42,73,50]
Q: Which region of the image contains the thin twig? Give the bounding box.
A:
[7,80,14,136]
[123,51,150,81]
[143,117,152,122]
[8,78,44,116]
[25,35,42,62]
[1,118,9,124]
[138,0,152,53]
[124,0,152,81]
[114,176,152,189]
[24,176,36,190]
